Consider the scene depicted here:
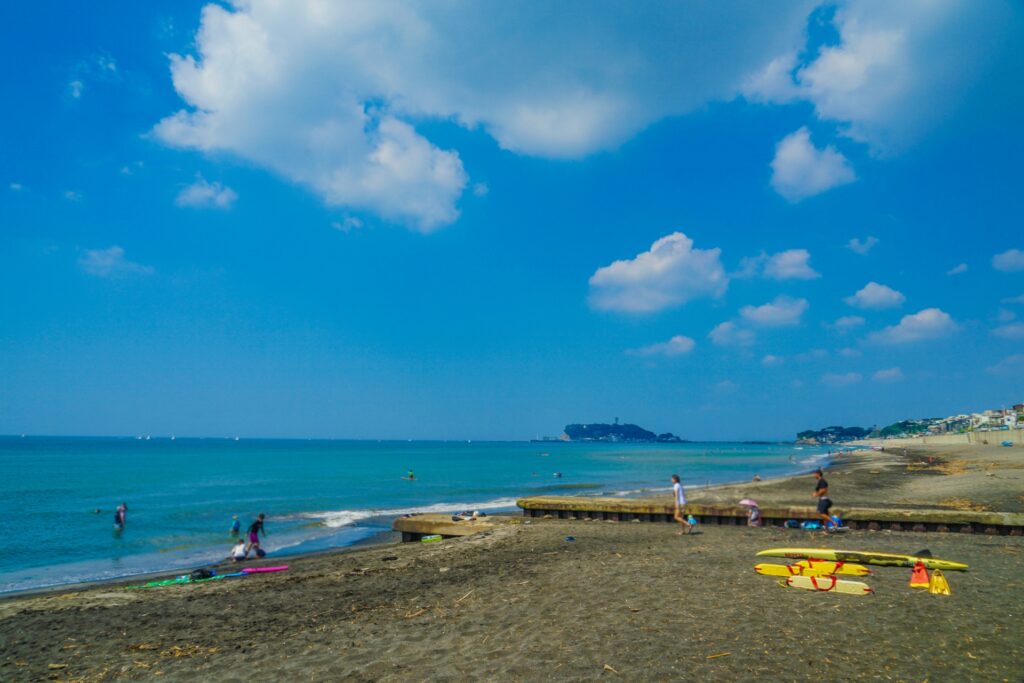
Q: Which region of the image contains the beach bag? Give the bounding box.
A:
[800,521,822,530]
[784,520,800,529]
[189,568,216,581]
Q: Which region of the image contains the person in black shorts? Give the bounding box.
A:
[812,469,833,530]
[245,513,266,556]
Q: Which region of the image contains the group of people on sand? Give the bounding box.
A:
[229,513,267,561]
[671,466,837,535]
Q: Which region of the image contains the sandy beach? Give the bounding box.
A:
[2,443,1022,682]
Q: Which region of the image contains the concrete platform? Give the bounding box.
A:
[516,496,1024,535]
[392,513,498,542]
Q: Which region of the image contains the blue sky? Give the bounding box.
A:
[2,1,1022,440]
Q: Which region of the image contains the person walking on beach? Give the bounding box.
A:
[812,469,834,530]
[671,474,692,535]
[245,513,266,556]
[113,502,127,531]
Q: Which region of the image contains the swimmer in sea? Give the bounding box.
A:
[113,502,127,531]
[407,470,415,480]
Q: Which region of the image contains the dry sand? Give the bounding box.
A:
[2,443,1022,682]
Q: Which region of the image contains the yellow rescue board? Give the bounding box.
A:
[755,561,870,577]
[757,548,968,571]
[795,559,872,576]
[784,574,873,595]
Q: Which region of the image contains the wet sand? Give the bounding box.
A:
[2,443,1022,682]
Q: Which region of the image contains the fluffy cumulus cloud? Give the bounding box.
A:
[872,367,904,382]
[588,232,727,313]
[708,321,755,347]
[78,246,154,278]
[743,1,1017,152]
[739,249,820,280]
[175,177,238,209]
[846,236,878,255]
[946,263,968,276]
[992,249,1024,272]
[626,335,696,358]
[153,1,822,229]
[740,296,808,327]
[821,372,862,387]
[868,308,957,344]
[844,282,905,309]
[770,127,856,201]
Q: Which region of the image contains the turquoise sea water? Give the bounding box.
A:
[0,437,830,593]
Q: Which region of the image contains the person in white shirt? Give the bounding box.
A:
[230,539,247,562]
[671,474,692,535]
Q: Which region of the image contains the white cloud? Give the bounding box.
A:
[472,182,489,197]
[735,248,818,280]
[795,348,828,362]
[946,263,968,276]
[993,323,1024,340]
[761,354,784,367]
[78,246,154,278]
[331,216,364,232]
[64,190,83,202]
[708,321,755,347]
[987,354,1024,375]
[872,367,904,382]
[9,182,24,192]
[992,249,1024,272]
[838,347,861,358]
[739,295,808,327]
[68,79,84,99]
[745,2,1016,152]
[626,335,696,358]
[844,282,905,310]
[588,232,727,313]
[846,236,878,255]
[153,2,821,229]
[867,308,957,345]
[831,315,865,332]
[175,177,238,209]
[764,249,820,280]
[1002,294,1024,305]
[714,379,738,394]
[770,127,856,201]
[821,372,862,387]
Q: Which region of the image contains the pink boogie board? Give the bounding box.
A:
[243,565,289,573]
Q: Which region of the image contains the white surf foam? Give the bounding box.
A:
[299,498,521,529]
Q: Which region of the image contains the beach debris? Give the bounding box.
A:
[565,536,576,542]
[128,643,159,651]
[603,664,620,674]
[929,569,951,595]
[405,608,426,619]
[455,589,475,604]
[421,534,442,543]
[706,653,731,660]
[47,663,67,670]
[160,644,220,658]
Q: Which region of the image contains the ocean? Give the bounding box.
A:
[0,437,830,593]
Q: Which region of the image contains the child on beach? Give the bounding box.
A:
[671,474,692,535]
[230,515,240,536]
[230,539,247,562]
[747,504,761,527]
[245,513,266,556]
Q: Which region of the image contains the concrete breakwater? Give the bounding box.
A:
[515,496,1024,536]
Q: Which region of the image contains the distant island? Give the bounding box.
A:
[532,421,685,443]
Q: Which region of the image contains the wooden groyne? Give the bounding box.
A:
[516,496,1024,536]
